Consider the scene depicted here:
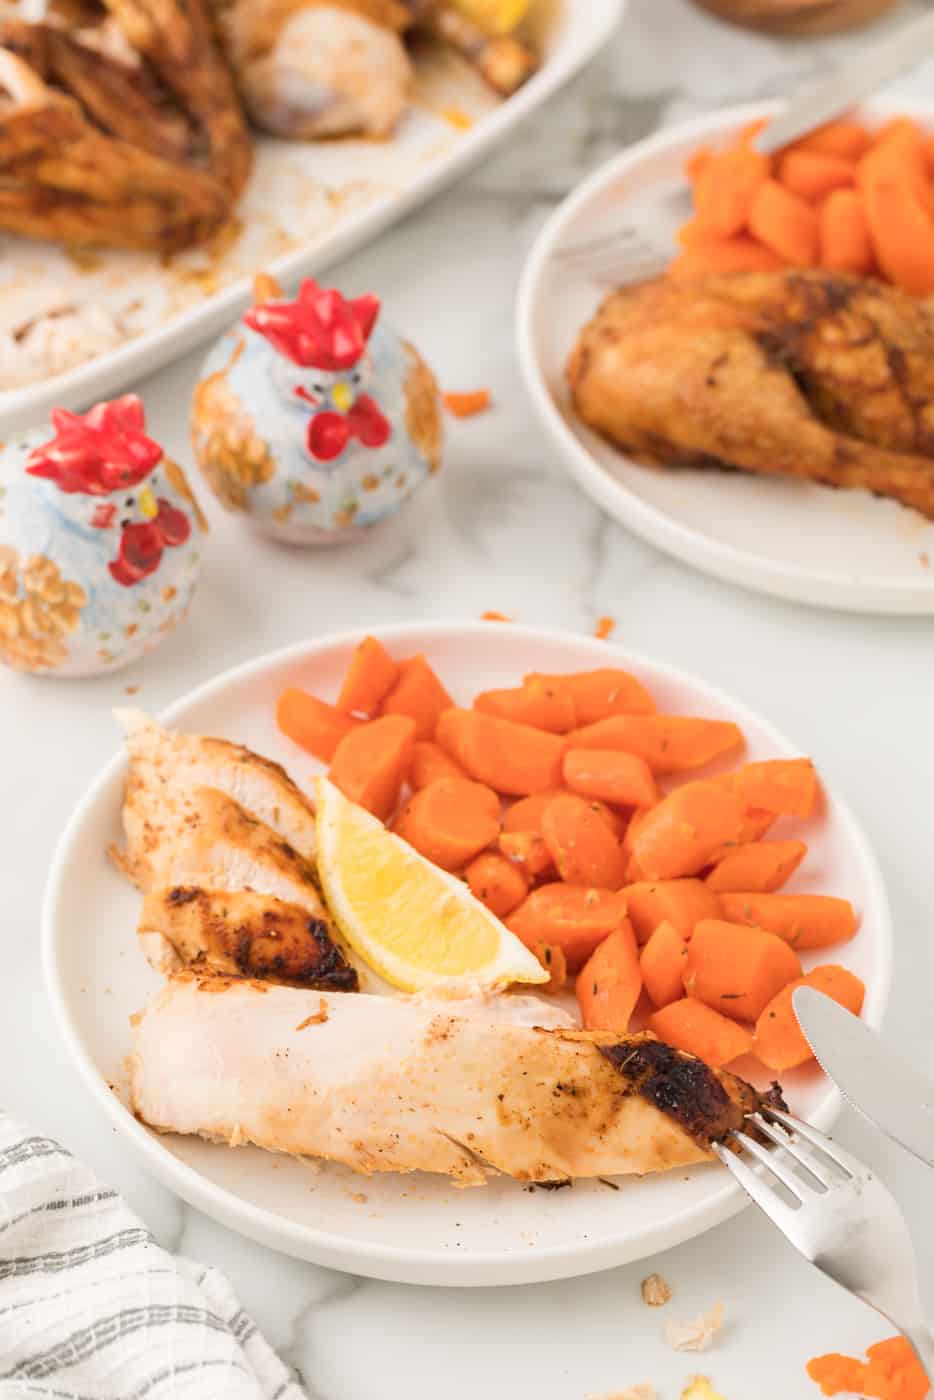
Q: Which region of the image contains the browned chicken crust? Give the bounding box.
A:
[140,886,358,990]
[568,270,934,520]
[0,0,251,251]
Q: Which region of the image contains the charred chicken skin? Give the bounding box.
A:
[569,270,934,521]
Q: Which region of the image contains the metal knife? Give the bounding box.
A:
[793,986,934,1169]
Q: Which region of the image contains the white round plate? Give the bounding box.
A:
[43,622,891,1286]
[518,99,934,614]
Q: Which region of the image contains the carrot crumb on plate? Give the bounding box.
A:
[481,610,514,622]
[585,1387,656,1400]
[594,615,616,640]
[441,105,474,130]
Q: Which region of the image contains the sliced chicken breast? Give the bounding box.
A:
[114,708,318,887]
[132,974,780,1186]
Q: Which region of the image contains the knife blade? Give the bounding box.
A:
[793,986,934,1169]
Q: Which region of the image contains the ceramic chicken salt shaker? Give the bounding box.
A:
[0,395,206,676]
[191,274,443,543]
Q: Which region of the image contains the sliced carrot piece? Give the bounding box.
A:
[563,748,659,809]
[540,793,626,889]
[436,708,567,796]
[527,669,656,725]
[685,146,714,184]
[409,740,467,791]
[474,676,577,733]
[498,829,556,880]
[641,920,689,1009]
[668,237,785,278]
[753,964,866,1071]
[686,918,803,1023]
[568,714,743,775]
[728,758,819,818]
[648,998,753,1068]
[505,884,630,972]
[576,921,642,1032]
[503,790,566,834]
[694,143,771,237]
[778,149,855,203]
[328,714,416,820]
[818,188,874,274]
[381,654,454,740]
[749,178,820,266]
[465,851,529,918]
[717,892,858,951]
[859,132,934,294]
[794,120,872,161]
[623,878,721,944]
[337,636,400,717]
[392,777,500,872]
[706,840,807,894]
[630,781,747,880]
[707,806,776,864]
[276,688,361,763]
[533,941,568,993]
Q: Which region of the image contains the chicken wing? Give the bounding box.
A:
[569,270,934,520]
[132,972,781,1184]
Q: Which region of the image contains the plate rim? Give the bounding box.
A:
[0,0,626,434]
[517,96,934,616]
[41,621,893,1286]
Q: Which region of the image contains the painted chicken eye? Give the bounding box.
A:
[125,497,134,506]
[313,383,324,394]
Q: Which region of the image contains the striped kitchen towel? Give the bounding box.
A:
[0,1113,308,1399]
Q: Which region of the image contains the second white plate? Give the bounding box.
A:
[43,623,891,1286]
[518,99,934,614]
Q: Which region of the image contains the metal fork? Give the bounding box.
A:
[557,10,934,285]
[714,1105,934,1380]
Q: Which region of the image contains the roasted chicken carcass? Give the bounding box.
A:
[132,972,783,1184]
[569,270,934,521]
[0,0,251,251]
[113,712,358,990]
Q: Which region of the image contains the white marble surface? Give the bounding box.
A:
[4,1,934,1394]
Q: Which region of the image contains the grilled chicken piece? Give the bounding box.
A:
[214,0,413,138]
[569,270,934,521]
[404,1,537,95]
[0,0,250,252]
[139,886,358,989]
[115,708,318,885]
[132,973,781,1185]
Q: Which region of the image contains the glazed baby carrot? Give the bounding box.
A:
[534,941,568,993]
[576,920,642,1032]
[753,964,866,1071]
[718,892,858,950]
[328,714,416,820]
[568,715,743,775]
[540,793,627,889]
[408,740,467,791]
[498,829,556,880]
[640,920,689,1009]
[337,635,400,717]
[778,149,856,203]
[623,878,721,943]
[506,884,630,971]
[381,654,454,740]
[794,120,872,161]
[706,840,807,894]
[392,777,500,872]
[276,688,361,762]
[630,781,747,880]
[474,676,577,733]
[728,758,819,818]
[686,918,803,1023]
[748,178,820,266]
[436,708,567,796]
[648,998,753,1068]
[819,189,874,274]
[668,237,784,278]
[562,748,659,809]
[694,143,771,237]
[528,669,655,724]
[465,851,529,918]
[859,132,934,295]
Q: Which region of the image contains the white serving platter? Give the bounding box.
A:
[0,0,624,434]
[43,622,892,1287]
[518,98,934,614]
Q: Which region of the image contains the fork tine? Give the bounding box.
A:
[747,1113,836,1190]
[558,226,655,263]
[732,1130,807,1201]
[712,1140,800,1229]
[764,1108,862,1179]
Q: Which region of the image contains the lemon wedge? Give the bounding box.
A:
[451,0,531,36]
[314,778,548,993]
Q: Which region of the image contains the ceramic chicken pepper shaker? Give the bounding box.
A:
[190,273,442,544]
[0,395,206,676]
